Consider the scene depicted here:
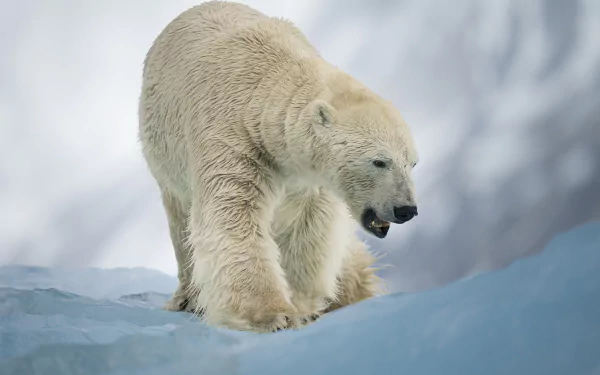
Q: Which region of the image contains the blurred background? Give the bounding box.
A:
[1,0,599,293]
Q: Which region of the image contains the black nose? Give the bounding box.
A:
[394,206,418,223]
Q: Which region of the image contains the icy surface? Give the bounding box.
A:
[1,222,599,375]
[0,266,177,300]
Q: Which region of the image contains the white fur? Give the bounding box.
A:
[138,1,418,332]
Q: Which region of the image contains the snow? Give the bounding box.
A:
[1,221,599,375]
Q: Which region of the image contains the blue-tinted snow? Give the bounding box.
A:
[1,222,599,375]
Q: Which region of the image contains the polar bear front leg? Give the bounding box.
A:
[274,187,352,321]
[186,152,298,332]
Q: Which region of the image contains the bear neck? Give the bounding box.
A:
[253,58,332,177]
[250,59,374,191]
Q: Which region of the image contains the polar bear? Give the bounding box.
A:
[138,1,419,332]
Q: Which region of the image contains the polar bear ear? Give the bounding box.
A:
[312,100,336,128]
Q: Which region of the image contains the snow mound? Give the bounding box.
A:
[1,222,599,375]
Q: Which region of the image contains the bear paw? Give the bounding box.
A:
[242,299,307,332]
[291,295,327,320]
[287,313,321,329]
[164,287,201,314]
[263,313,321,331]
[214,297,318,332]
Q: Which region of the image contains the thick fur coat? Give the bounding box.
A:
[139,1,419,332]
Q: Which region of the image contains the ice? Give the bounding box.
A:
[0,266,177,300]
[1,221,599,375]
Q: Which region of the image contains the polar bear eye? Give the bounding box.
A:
[372,160,387,168]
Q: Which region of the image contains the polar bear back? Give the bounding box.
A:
[139,1,326,199]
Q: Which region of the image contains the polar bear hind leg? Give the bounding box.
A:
[325,237,384,313]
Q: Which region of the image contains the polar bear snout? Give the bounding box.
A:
[361,204,418,238]
[393,205,418,224]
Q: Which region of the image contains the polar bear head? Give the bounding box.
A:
[302,87,419,239]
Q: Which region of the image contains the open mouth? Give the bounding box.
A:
[361,208,391,239]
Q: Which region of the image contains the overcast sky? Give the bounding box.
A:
[1,0,599,292]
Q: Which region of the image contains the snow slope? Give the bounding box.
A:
[1,221,599,375]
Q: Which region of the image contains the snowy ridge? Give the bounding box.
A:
[1,221,599,375]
